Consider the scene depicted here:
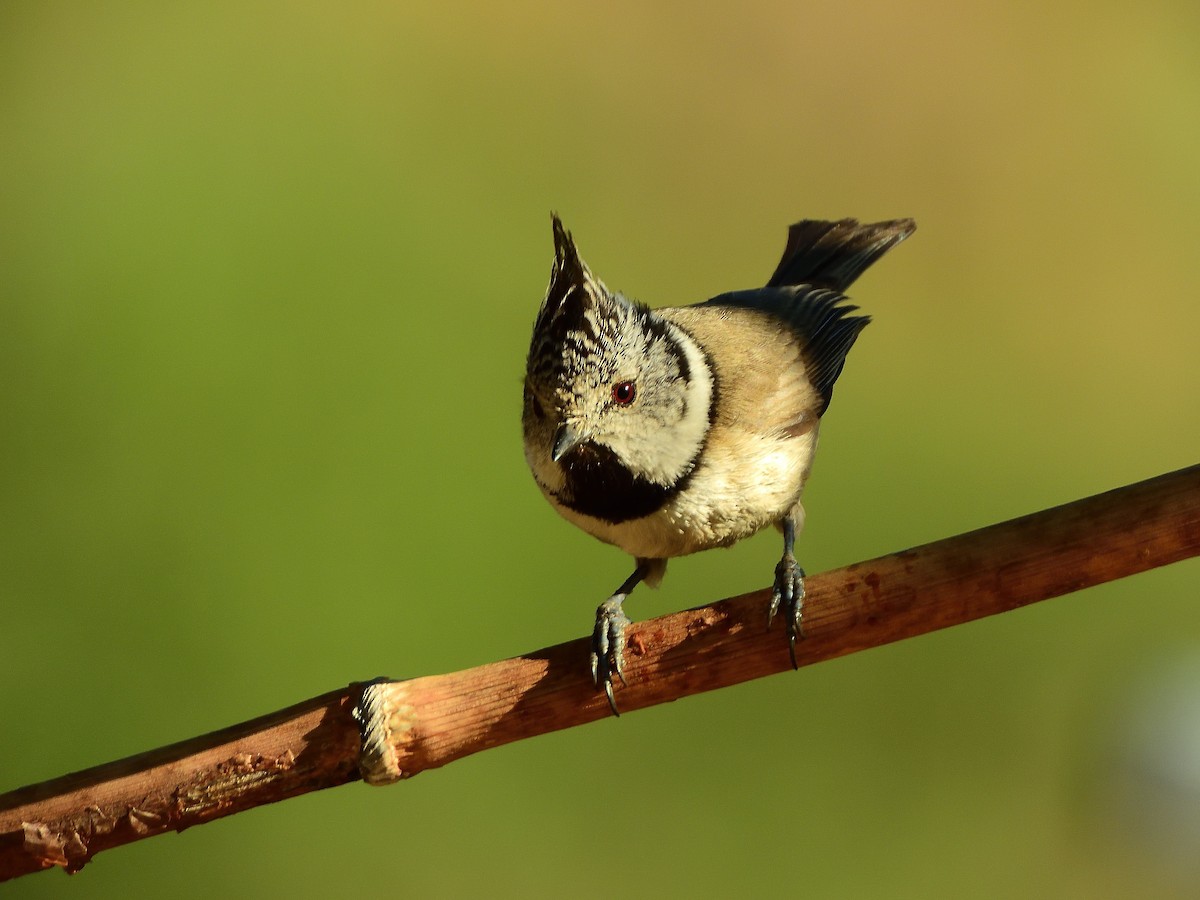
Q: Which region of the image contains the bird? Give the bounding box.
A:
[522,213,915,714]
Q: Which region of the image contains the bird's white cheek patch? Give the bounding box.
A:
[665,323,715,476]
[600,322,714,489]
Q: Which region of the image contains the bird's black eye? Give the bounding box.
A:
[611,381,636,406]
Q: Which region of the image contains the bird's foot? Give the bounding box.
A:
[590,594,631,716]
[767,554,806,668]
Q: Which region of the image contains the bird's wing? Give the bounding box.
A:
[692,286,869,419]
[662,302,829,438]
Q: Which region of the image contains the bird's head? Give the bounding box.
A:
[522,216,714,521]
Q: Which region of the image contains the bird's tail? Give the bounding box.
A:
[767,218,916,292]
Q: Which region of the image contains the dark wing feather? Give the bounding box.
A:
[768,218,915,291]
[696,216,914,415]
[700,287,869,416]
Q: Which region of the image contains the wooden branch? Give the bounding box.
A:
[3,464,1199,881]
[0,688,365,881]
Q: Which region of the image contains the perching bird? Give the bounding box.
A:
[523,214,915,713]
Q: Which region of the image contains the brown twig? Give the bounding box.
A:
[3,464,1199,881]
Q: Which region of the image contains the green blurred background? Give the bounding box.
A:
[3,1,1199,896]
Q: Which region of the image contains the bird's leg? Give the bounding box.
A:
[591,560,654,716]
[767,514,806,668]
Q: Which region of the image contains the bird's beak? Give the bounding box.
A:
[552,422,589,462]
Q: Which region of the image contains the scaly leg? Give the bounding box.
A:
[767,514,806,668]
[591,559,657,716]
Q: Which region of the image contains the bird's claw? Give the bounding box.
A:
[768,554,806,668]
[590,594,631,715]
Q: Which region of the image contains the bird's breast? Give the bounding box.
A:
[539,424,818,560]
